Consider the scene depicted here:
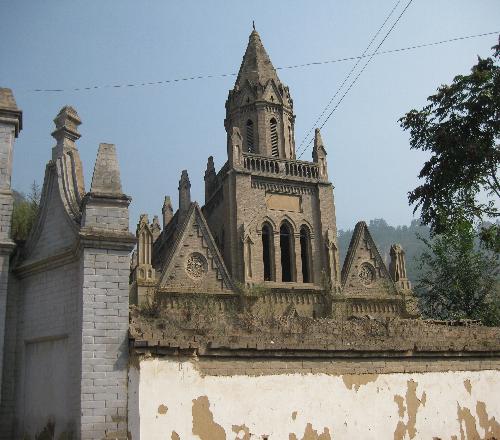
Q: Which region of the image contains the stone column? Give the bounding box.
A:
[0,88,21,403]
[80,143,135,439]
[273,230,282,283]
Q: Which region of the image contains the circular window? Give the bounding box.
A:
[359,263,375,286]
[185,253,208,280]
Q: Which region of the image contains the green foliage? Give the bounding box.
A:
[415,220,499,325]
[399,41,500,249]
[11,182,40,242]
[338,218,430,284]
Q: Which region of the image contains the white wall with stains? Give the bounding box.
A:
[128,357,500,440]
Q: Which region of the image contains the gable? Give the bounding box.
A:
[22,163,78,264]
[158,204,234,294]
[238,81,257,106]
[341,221,397,296]
[262,79,283,104]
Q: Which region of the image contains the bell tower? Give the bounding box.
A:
[203,28,341,293]
[224,27,296,159]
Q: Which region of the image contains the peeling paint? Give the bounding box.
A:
[134,359,500,439]
[158,404,168,415]
[192,395,226,440]
[394,395,406,418]
[457,400,500,440]
[463,379,472,394]
[232,424,251,440]
[342,374,378,391]
[476,400,500,438]
[457,404,479,440]
[393,379,426,440]
[290,423,332,440]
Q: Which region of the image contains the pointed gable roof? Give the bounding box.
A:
[158,203,234,293]
[341,221,397,296]
[235,29,281,89]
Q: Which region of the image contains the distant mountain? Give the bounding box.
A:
[337,219,431,284]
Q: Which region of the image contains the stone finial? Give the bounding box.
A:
[204,156,216,202]
[51,106,81,159]
[228,127,243,166]
[0,87,22,137]
[138,213,149,229]
[178,170,191,217]
[162,196,173,229]
[389,243,411,291]
[151,215,161,242]
[312,128,328,179]
[90,143,123,195]
[205,156,215,177]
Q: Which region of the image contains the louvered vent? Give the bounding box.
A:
[246,120,254,153]
[270,118,279,157]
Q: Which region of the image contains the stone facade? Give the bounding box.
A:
[130,28,412,319]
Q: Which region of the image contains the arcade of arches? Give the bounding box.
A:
[261,221,312,283]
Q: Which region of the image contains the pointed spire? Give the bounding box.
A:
[90,143,123,195]
[178,169,191,218]
[235,29,280,89]
[204,156,216,202]
[162,196,173,228]
[51,106,81,159]
[312,128,328,179]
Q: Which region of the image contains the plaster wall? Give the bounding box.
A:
[13,261,81,439]
[130,357,500,440]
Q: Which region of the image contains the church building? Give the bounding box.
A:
[0,28,498,440]
[130,28,414,319]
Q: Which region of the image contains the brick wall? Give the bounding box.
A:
[80,247,130,440]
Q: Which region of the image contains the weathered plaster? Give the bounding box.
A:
[130,358,500,440]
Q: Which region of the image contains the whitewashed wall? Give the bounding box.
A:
[129,357,500,440]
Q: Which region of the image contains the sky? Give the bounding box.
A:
[1,0,498,231]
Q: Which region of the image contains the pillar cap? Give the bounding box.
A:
[0,88,22,137]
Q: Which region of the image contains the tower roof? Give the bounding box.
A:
[234,29,281,89]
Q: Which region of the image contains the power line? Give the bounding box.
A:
[294,0,402,156]
[297,0,415,159]
[29,30,498,94]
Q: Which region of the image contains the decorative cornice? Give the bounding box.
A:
[14,245,78,278]
[79,227,136,251]
[0,110,22,137]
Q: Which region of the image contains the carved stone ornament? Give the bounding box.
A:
[359,263,375,286]
[186,253,207,279]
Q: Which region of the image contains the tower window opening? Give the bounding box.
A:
[280,222,294,282]
[270,118,279,157]
[246,120,255,153]
[262,223,274,281]
[300,226,312,283]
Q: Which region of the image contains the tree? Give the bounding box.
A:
[399,39,500,251]
[415,220,499,325]
[11,181,40,242]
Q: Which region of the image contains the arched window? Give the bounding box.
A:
[300,226,312,283]
[270,118,279,157]
[246,120,254,153]
[280,222,295,282]
[262,223,274,281]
